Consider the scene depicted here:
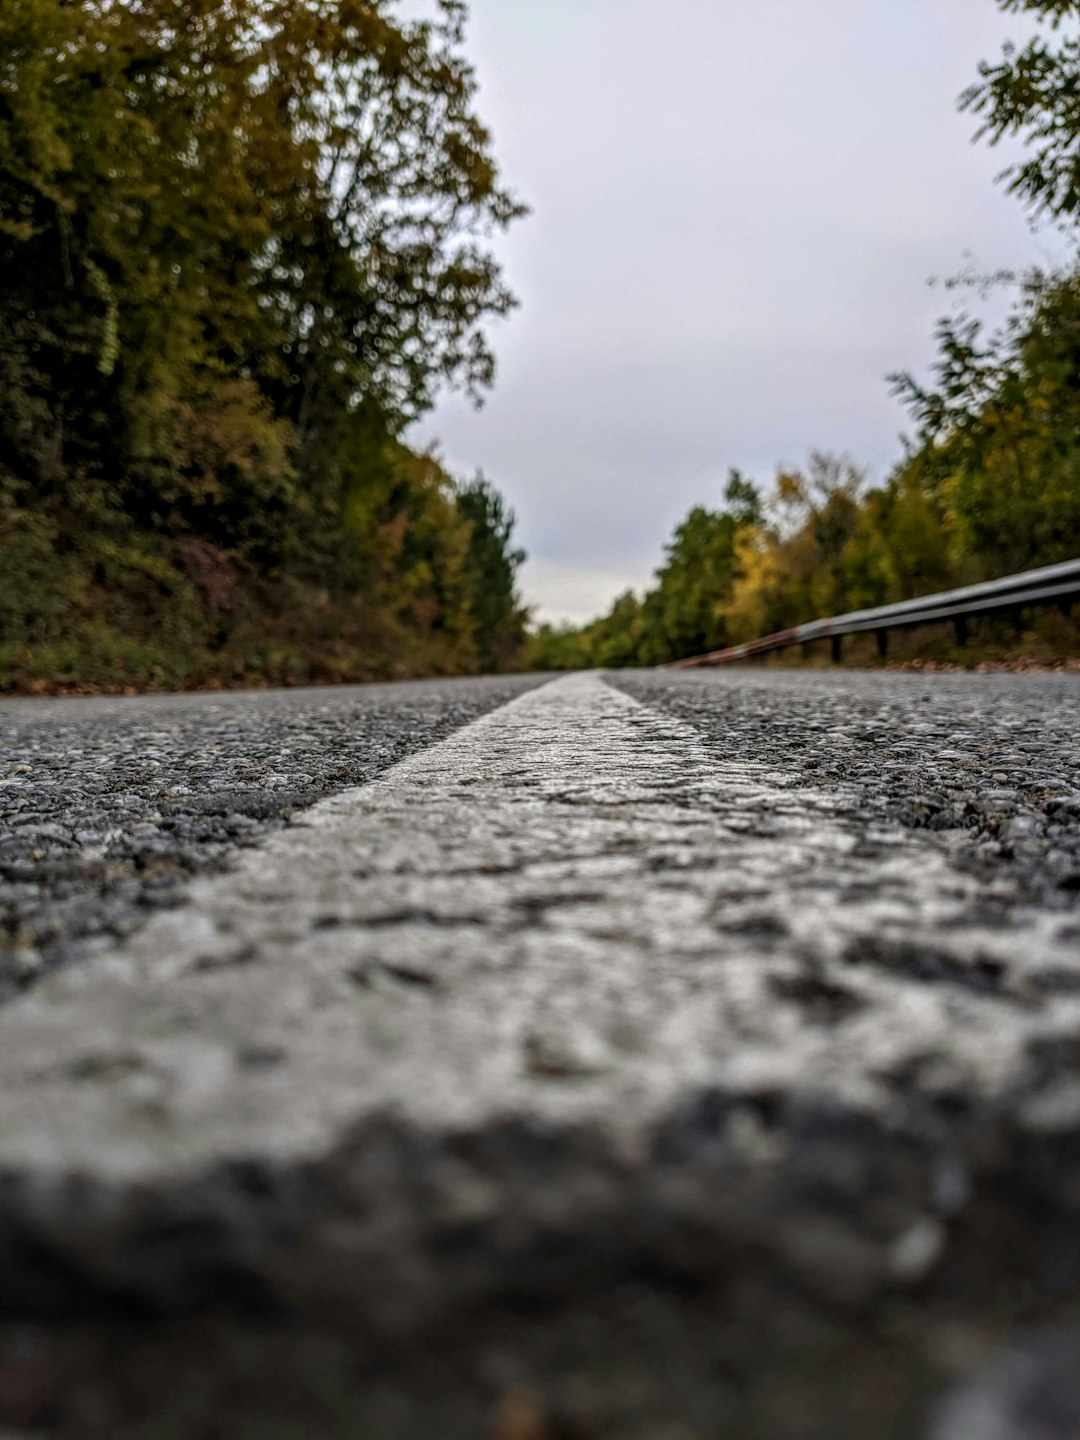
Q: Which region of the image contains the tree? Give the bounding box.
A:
[528,622,591,672]
[724,469,763,528]
[639,506,739,661]
[880,3,1080,581]
[962,0,1080,227]
[0,0,524,538]
[588,590,646,667]
[456,475,527,671]
[716,528,785,644]
[891,271,1080,574]
[0,0,529,690]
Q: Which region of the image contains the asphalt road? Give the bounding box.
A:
[0,675,547,1001]
[2,668,1080,1440]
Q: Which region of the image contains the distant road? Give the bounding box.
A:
[2,669,1080,1440]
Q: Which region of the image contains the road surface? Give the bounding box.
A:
[2,668,1080,1439]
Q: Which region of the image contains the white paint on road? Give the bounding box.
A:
[1,673,1077,1179]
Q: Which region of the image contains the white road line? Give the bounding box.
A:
[1,672,1076,1178]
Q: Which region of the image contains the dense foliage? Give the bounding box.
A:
[0,0,527,690]
[532,0,1080,671]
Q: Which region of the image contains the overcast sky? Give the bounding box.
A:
[408,0,1065,625]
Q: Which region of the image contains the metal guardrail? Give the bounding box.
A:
[670,557,1080,669]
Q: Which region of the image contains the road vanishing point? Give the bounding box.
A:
[3,668,1080,1440]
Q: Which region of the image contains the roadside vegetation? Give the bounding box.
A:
[0,0,528,692]
[531,0,1080,672]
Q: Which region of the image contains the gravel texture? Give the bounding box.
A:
[0,675,547,1001]
[2,668,1080,1440]
[612,667,1080,909]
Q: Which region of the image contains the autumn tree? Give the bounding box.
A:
[0,0,528,689]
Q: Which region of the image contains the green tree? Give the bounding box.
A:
[891,271,1080,574]
[0,0,528,690]
[724,468,763,528]
[0,0,523,540]
[639,506,739,662]
[588,590,646,667]
[963,0,1080,226]
[456,476,527,672]
[528,622,591,672]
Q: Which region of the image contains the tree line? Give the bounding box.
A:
[0,0,527,690]
[532,0,1080,671]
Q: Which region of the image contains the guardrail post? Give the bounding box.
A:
[954,615,969,647]
[830,635,842,664]
[876,630,888,660]
[801,641,812,661]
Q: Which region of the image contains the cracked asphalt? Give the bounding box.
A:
[2,667,1080,1440]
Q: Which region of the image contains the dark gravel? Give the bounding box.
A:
[0,675,546,1001]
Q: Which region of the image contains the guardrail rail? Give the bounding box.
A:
[669,556,1080,669]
